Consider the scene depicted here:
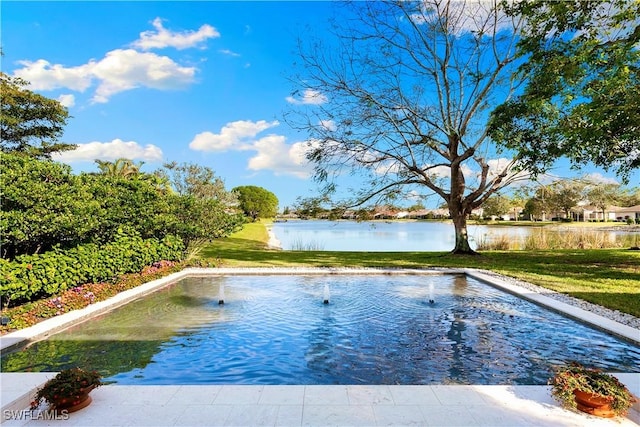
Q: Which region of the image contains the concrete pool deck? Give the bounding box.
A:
[1,375,639,426]
[1,268,639,426]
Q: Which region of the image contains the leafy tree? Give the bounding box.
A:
[165,195,244,249]
[490,0,640,182]
[407,203,426,212]
[287,0,527,254]
[585,182,622,221]
[523,197,545,221]
[0,73,75,158]
[81,174,173,243]
[232,186,279,221]
[294,197,327,219]
[481,195,512,219]
[95,158,144,178]
[618,188,640,207]
[0,153,100,258]
[157,162,238,205]
[155,162,244,247]
[522,185,557,221]
[548,181,585,220]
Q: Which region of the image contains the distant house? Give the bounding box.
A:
[610,205,640,222]
[405,209,432,219]
[574,205,640,222]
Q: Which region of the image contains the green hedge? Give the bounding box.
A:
[0,230,184,307]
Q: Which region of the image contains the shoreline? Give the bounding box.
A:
[266,225,282,249]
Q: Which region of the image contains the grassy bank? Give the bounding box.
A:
[201,221,640,318]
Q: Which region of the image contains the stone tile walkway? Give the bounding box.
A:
[2,379,639,426]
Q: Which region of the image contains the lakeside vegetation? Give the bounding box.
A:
[202,221,640,318]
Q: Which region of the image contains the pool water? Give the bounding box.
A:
[2,274,639,385]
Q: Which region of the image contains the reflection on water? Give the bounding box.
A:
[270,220,638,251]
[2,275,639,385]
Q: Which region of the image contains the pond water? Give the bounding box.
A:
[2,274,639,385]
[270,220,636,251]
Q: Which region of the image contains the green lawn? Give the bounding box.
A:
[201,221,640,317]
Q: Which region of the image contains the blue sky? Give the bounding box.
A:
[3,1,638,210]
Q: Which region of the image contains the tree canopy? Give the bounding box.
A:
[0,153,99,257]
[0,73,75,158]
[95,158,145,178]
[233,185,279,221]
[490,0,640,182]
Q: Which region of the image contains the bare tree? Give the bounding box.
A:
[287,0,527,254]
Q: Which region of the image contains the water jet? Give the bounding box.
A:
[218,284,225,305]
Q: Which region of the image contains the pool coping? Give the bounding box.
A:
[1,267,638,353]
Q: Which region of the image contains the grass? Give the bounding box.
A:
[201,221,640,318]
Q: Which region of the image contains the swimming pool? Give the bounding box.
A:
[2,273,639,385]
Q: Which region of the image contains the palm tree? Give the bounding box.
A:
[94,158,144,178]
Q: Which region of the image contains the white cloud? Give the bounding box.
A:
[90,49,196,103]
[374,159,403,176]
[189,119,314,178]
[319,120,336,131]
[486,157,514,177]
[248,135,314,178]
[219,49,241,57]
[14,59,93,91]
[582,173,619,185]
[57,94,75,107]
[485,157,529,181]
[52,139,163,163]
[411,0,516,35]
[131,17,219,50]
[189,120,280,152]
[286,89,328,105]
[13,49,197,104]
[13,17,212,103]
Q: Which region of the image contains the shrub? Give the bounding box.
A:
[0,230,184,308]
[1,260,182,332]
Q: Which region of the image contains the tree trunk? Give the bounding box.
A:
[451,211,477,255]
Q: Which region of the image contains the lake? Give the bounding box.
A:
[269,220,636,251]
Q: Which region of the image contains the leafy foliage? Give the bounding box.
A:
[481,195,513,218]
[233,185,279,220]
[94,158,144,178]
[1,260,180,332]
[491,0,640,182]
[2,155,243,259]
[157,161,238,204]
[0,153,100,258]
[155,162,245,247]
[0,73,75,158]
[82,174,174,243]
[0,230,184,307]
[166,194,245,248]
